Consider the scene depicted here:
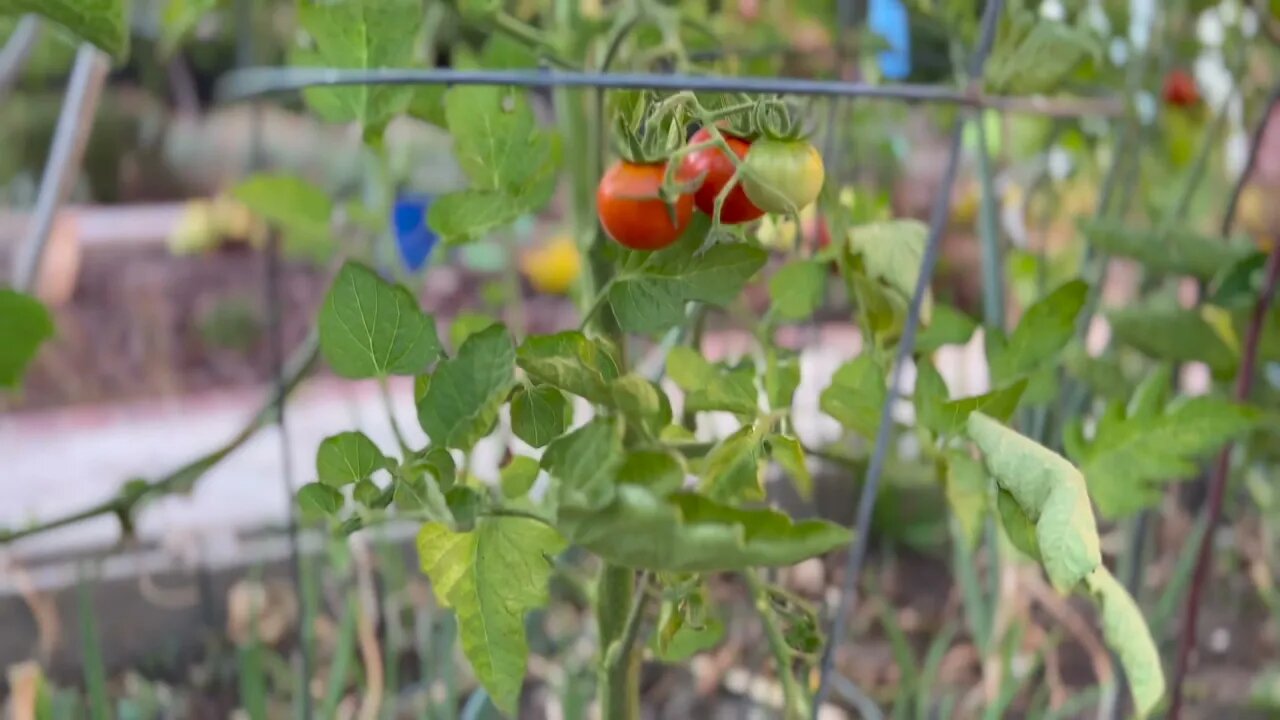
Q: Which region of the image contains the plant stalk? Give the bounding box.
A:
[597,566,648,720]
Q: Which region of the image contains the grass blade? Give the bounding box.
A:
[321,590,360,718]
[76,571,110,720]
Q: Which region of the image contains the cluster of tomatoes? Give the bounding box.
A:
[596,127,825,251]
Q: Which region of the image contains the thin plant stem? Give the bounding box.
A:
[745,569,808,719]
[812,3,1006,715]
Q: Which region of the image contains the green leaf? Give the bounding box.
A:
[297,482,343,519]
[915,303,979,353]
[765,349,801,411]
[666,347,758,416]
[352,478,385,508]
[1084,567,1166,718]
[997,489,1040,560]
[769,434,812,499]
[616,450,686,496]
[542,417,624,511]
[407,84,447,127]
[845,219,933,339]
[944,451,989,550]
[1108,305,1238,376]
[316,431,390,487]
[0,0,129,57]
[651,602,724,661]
[414,446,458,491]
[510,386,571,448]
[232,174,332,246]
[516,331,619,404]
[917,361,1028,437]
[417,517,567,715]
[392,462,452,521]
[607,215,768,333]
[417,324,515,450]
[500,456,541,500]
[966,413,1100,592]
[769,260,827,321]
[427,87,561,245]
[987,19,1099,94]
[1079,219,1255,280]
[0,290,54,388]
[609,374,671,431]
[1065,394,1261,519]
[319,262,442,378]
[557,486,852,572]
[820,354,887,439]
[700,426,765,502]
[987,280,1087,386]
[295,0,422,133]
[449,312,497,352]
[159,0,219,56]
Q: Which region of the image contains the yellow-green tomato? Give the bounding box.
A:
[741,139,825,215]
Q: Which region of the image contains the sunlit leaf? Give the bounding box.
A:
[517,331,620,404]
[944,450,989,549]
[769,434,812,499]
[987,280,1087,386]
[417,517,566,714]
[666,347,758,416]
[820,354,887,439]
[500,456,541,500]
[542,417,624,511]
[297,482,343,519]
[510,386,571,448]
[0,0,129,57]
[700,426,765,502]
[1085,567,1166,718]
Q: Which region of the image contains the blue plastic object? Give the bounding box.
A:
[868,0,912,81]
[392,194,440,272]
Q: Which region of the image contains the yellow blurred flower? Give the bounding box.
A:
[521,234,582,294]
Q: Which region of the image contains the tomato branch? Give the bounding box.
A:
[0,332,320,546]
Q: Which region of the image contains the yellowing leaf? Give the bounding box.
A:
[417,518,566,714]
[1085,567,1166,718]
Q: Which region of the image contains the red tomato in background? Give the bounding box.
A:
[1163,70,1200,108]
[679,128,766,225]
[597,161,694,251]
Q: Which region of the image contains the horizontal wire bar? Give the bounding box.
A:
[215,66,1124,118]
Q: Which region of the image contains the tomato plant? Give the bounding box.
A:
[7,1,1280,720]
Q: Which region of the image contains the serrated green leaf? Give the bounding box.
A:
[820,354,887,439]
[510,386,571,448]
[0,0,128,57]
[232,173,332,247]
[944,451,989,550]
[0,290,54,388]
[616,450,686,496]
[607,216,768,333]
[542,417,624,511]
[316,431,390,487]
[500,456,541,499]
[765,349,801,411]
[1085,567,1166,718]
[417,324,514,450]
[666,347,758,415]
[297,482,343,519]
[318,262,442,378]
[295,0,421,133]
[769,434,812,499]
[987,280,1087,386]
[845,220,933,338]
[1066,394,1261,519]
[700,426,765,502]
[557,485,852,572]
[915,303,979,353]
[516,331,619,404]
[417,517,566,714]
[917,360,1027,437]
[769,260,827,321]
[966,413,1100,592]
[1079,219,1255,280]
[1108,304,1238,376]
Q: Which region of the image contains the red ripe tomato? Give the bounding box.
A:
[679,128,766,224]
[1163,70,1200,108]
[597,160,694,251]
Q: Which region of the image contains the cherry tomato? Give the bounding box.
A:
[1163,70,1200,108]
[597,160,693,251]
[742,139,825,215]
[679,128,766,225]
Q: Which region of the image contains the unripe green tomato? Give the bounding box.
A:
[741,139,825,215]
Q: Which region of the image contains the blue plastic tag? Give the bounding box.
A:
[869,0,912,81]
[392,194,440,272]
